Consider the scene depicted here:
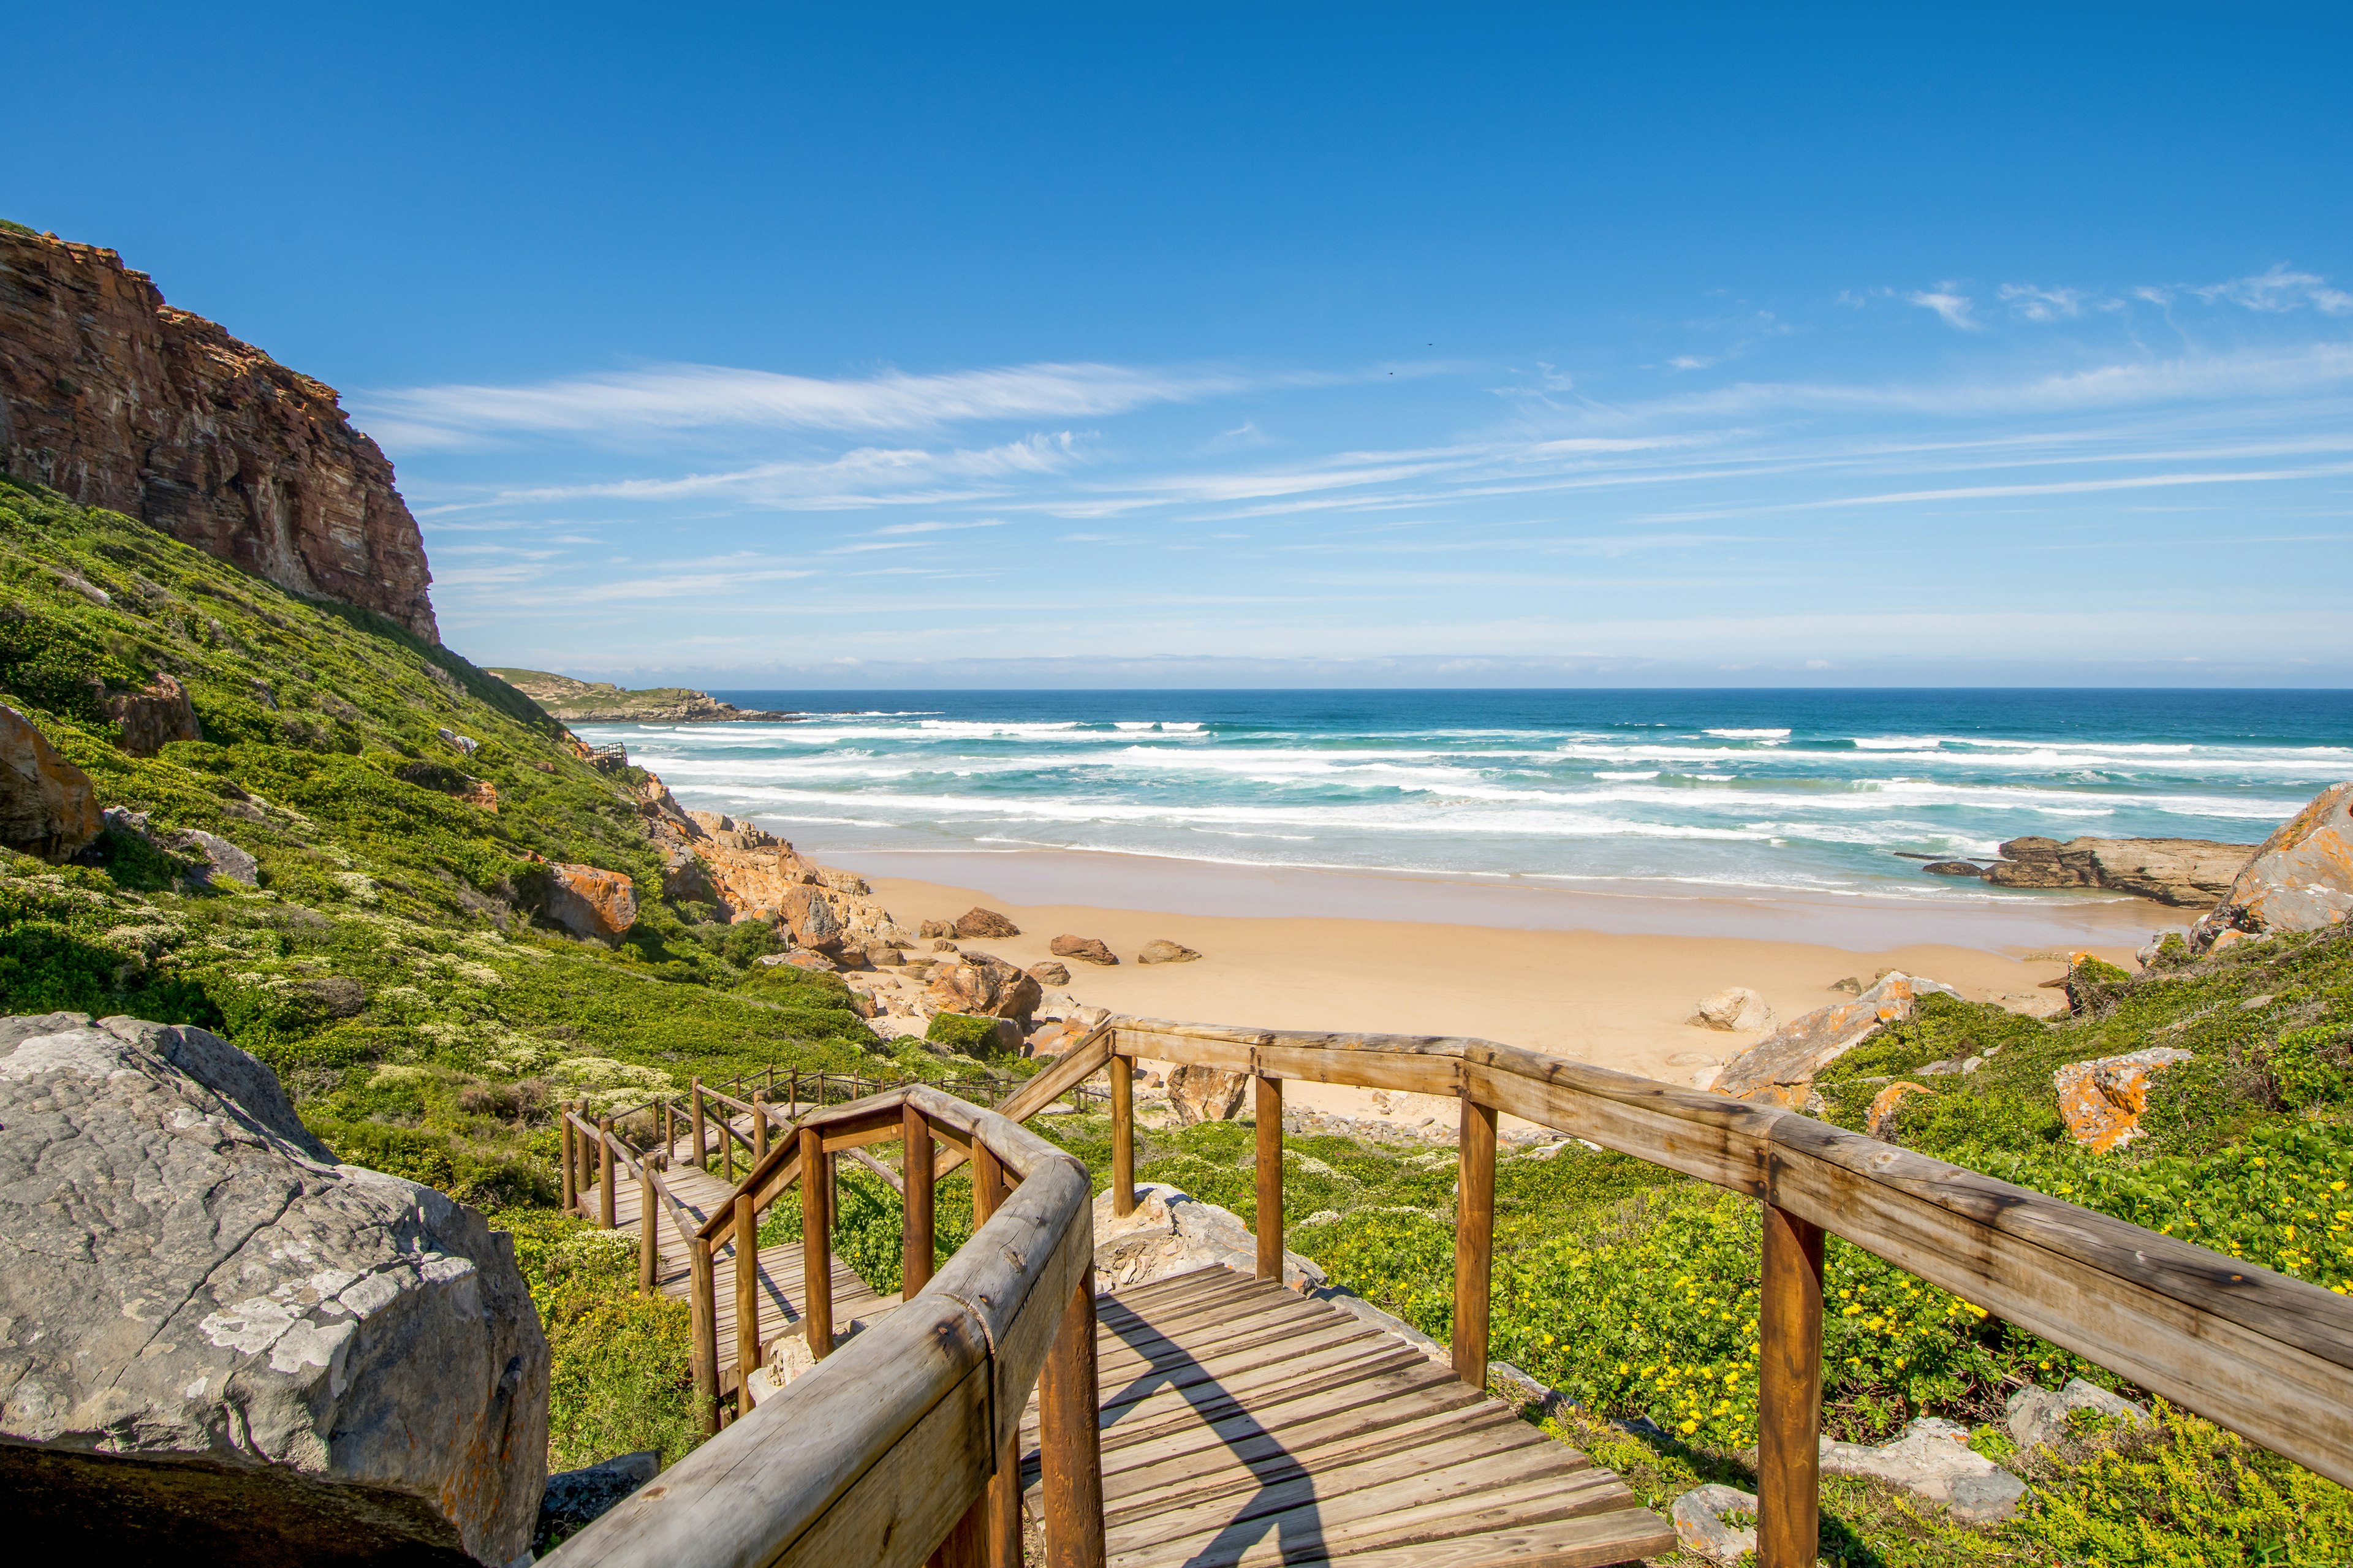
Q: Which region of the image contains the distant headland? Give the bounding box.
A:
[489,667,800,723]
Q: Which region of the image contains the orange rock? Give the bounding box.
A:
[105,673,201,756]
[542,863,638,941]
[954,906,1021,939]
[0,703,101,862]
[1865,1081,1932,1142]
[2053,1048,2194,1153]
[460,780,499,811]
[924,952,1042,1020]
[2193,781,2353,950]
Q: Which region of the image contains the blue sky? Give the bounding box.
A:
[10,5,2352,686]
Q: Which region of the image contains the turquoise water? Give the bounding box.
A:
[580,690,2353,903]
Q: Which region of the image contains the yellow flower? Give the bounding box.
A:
[1680,1418,1699,1435]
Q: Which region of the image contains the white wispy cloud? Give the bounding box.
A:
[500,433,1083,508]
[871,518,1009,535]
[2193,263,2353,316]
[1904,285,1981,330]
[362,360,1271,448]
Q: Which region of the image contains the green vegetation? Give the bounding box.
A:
[0,479,995,1474]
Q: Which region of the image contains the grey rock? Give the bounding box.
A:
[1987,835,2252,906]
[1670,1483,1758,1563]
[2006,1377,2150,1450]
[537,1451,661,1555]
[1091,1183,1327,1295]
[1819,1416,2026,1524]
[1711,972,1961,1105]
[1692,985,1772,1031]
[0,1013,548,1564]
[171,827,259,887]
[2191,781,2353,951]
[1485,1360,1569,1418]
[1922,860,1988,877]
[1139,937,1203,964]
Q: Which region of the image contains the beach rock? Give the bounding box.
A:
[2053,1047,2194,1153]
[1922,860,1987,877]
[778,882,846,950]
[923,951,1042,1021]
[536,1451,660,1555]
[104,673,202,756]
[1985,836,2251,907]
[1028,960,1073,987]
[171,827,258,888]
[1865,1080,1933,1141]
[1139,937,1203,964]
[0,705,102,863]
[2190,781,2353,951]
[542,863,639,941]
[1692,986,1773,1032]
[2006,1378,2150,1450]
[1028,1018,1094,1056]
[1166,1063,1249,1124]
[1051,933,1120,966]
[1670,1484,1759,1563]
[919,918,955,939]
[1090,1183,1326,1294]
[953,906,1021,939]
[1819,1417,2025,1524]
[0,1013,547,1564]
[1711,972,1960,1105]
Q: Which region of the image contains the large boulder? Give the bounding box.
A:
[2191,781,2353,950]
[0,1013,548,1565]
[1710,972,1959,1105]
[1050,934,1120,966]
[1985,836,2252,907]
[1138,938,1203,964]
[922,952,1042,1021]
[542,863,638,941]
[0,703,100,863]
[105,673,203,756]
[1691,987,1772,1032]
[1818,1417,2025,1524]
[952,906,1021,939]
[778,883,845,951]
[1165,1063,1249,1124]
[2053,1047,2194,1153]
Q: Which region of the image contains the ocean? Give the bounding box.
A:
[578,689,2353,907]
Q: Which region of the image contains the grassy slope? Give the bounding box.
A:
[0,479,972,1468]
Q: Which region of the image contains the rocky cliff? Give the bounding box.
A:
[489,668,794,722]
[0,225,438,642]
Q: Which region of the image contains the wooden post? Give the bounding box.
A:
[689,1232,719,1436]
[691,1078,707,1170]
[1110,1054,1135,1218]
[968,1134,1024,1562]
[597,1118,616,1229]
[560,1110,577,1214]
[1038,1277,1107,1568]
[903,1103,936,1296]
[722,1104,735,1182]
[1453,1097,1497,1388]
[639,1163,657,1297]
[1759,1203,1825,1568]
[800,1126,833,1361]
[752,1091,769,1161]
[663,1099,675,1159]
[788,1067,800,1116]
[930,1501,987,1568]
[733,1194,760,1408]
[1254,1074,1283,1282]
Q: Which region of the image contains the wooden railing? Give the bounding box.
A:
[546,1078,1105,1568]
[558,1100,703,1302]
[1090,1016,2353,1568]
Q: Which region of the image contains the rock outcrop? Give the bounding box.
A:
[104,672,202,756]
[2053,1047,2194,1153]
[1818,1417,2025,1524]
[2191,781,2353,950]
[1710,972,1960,1105]
[1982,836,2251,907]
[0,1013,547,1564]
[540,863,639,941]
[0,229,438,642]
[1089,1183,1327,1295]
[0,703,100,862]
[923,952,1042,1021]
[485,669,792,724]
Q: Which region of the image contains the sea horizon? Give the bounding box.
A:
[580,687,2353,927]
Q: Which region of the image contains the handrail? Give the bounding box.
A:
[1098,1013,2353,1567]
[545,1081,1102,1568]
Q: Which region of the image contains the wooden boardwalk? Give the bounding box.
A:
[1021,1267,1674,1568]
[585,1119,898,1393]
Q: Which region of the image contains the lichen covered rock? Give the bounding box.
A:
[1711,972,1960,1105]
[2192,781,2353,950]
[0,1013,548,1564]
[2053,1047,2194,1153]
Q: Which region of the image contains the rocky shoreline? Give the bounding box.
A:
[490,668,798,724]
[1914,833,2253,907]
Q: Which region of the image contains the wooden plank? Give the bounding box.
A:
[1273,1507,1678,1568]
[1097,1377,1493,1491]
[1093,1361,1472,1464]
[1252,1043,1464,1097]
[1094,1307,1340,1385]
[1047,1339,1433,1449]
[1096,1292,1360,1372]
[1093,1322,1401,1416]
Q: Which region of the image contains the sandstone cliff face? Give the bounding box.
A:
[0,229,438,642]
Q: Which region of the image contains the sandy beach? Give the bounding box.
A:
[825,847,2173,1131]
